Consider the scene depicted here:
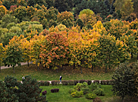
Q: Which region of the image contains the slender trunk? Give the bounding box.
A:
[28,61,29,67]
[37,66,39,70]
[56,69,58,73]
[105,66,107,73]
[131,52,133,59]
[137,53,138,60]
[0,64,1,73]
[73,63,75,69]
[109,64,111,69]
[81,67,82,74]
[13,66,15,73]
[92,65,94,72]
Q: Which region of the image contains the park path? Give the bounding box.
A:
[1,62,32,69]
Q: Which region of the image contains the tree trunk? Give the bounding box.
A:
[28,61,29,67]
[56,69,58,73]
[13,66,15,73]
[80,67,82,74]
[73,63,75,69]
[37,66,39,70]
[131,53,133,59]
[0,65,1,73]
[92,65,94,72]
[105,66,107,73]
[137,53,138,60]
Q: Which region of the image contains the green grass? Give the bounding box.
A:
[40,85,114,102]
[0,64,114,81]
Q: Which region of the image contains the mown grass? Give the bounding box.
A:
[40,85,114,102]
[0,64,114,81]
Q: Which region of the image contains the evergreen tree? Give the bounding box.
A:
[18,76,46,102]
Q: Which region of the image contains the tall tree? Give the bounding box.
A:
[0,43,3,72]
[114,0,134,20]
[3,37,23,73]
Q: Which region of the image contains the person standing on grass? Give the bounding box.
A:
[60,76,62,82]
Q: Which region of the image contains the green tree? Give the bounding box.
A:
[18,76,46,102]
[13,6,27,22]
[0,32,17,47]
[3,42,23,73]
[0,43,3,72]
[98,34,130,73]
[112,62,136,101]
[0,81,9,102]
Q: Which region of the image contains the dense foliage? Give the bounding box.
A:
[0,0,137,74]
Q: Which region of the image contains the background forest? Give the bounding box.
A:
[0,0,138,73]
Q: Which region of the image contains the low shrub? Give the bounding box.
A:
[51,89,59,93]
[108,80,114,85]
[74,83,83,91]
[86,80,92,85]
[80,79,86,83]
[81,88,89,95]
[82,82,88,88]
[101,80,108,85]
[39,81,50,86]
[42,91,47,95]
[93,80,99,84]
[90,83,99,91]
[93,88,105,96]
[85,93,97,99]
[69,88,76,94]
[62,80,68,85]
[74,80,79,85]
[71,90,83,98]
[68,80,74,85]
[51,80,59,85]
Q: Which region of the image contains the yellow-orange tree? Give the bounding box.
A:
[40,32,69,70]
[0,43,3,72]
[20,37,32,67]
[67,26,100,72]
[57,11,74,27]
[120,35,137,58]
[29,34,45,69]
[104,19,129,39]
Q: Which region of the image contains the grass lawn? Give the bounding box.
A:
[0,64,114,81]
[40,85,114,102]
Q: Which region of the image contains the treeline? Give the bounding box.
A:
[0,19,138,73]
[0,0,138,28]
[0,0,138,73]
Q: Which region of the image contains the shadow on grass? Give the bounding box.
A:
[106,96,138,102]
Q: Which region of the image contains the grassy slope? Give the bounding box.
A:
[0,64,114,81]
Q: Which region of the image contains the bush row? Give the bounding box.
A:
[37,80,114,86]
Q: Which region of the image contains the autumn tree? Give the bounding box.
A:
[103,19,129,39]
[78,9,96,26]
[57,11,74,27]
[0,5,7,19]
[30,34,45,69]
[120,35,137,58]
[0,43,3,72]
[40,32,69,70]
